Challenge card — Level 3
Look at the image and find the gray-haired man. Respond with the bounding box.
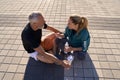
[21,12,70,68]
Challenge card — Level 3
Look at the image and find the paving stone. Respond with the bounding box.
[100,39,108,43]
[108,62,120,69]
[0,50,9,56]
[94,43,103,48]
[7,64,18,72]
[96,69,104,78]
[94,38,101,43]
[89,55,99,61]
[102,69,114,78]
[3,56,13,63]
[13,73,24,80]
[0,44,5,49]
[20,58,28,64]
[112,70,120,79]
[0,64,9,72]
[111,49,120,55]
[106,55,116,62]
[3,73,14,80]
[14,40,22,45]
[109,44,118,49]
[0,72,4,80]
[15,51,24,57]
[115,39,120,44]
[88,48,97,54]
[16,65,26,73]
[22,52,29,57]
[98,55,107,61]
[104,49,113,55]
[7,50,16,57]
[1,39,9,44]
[107,39,115,43]
[104,78,116,80]
[10,45,19,50]
[95,48,104,54]
[0,56,5,63]
[18,45,24,50]
[102,43,111,49]
[10,35,17,39]
[92,61,101,68]
[99,62,110,69]
[11,57,21,64]
[115,56,120,61]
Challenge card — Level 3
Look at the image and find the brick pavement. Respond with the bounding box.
[0,0,120,80]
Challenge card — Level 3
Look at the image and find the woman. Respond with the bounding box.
[54,15,90,61]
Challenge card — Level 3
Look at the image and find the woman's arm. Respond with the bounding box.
[71,47,82,52]
[64,46,82,52]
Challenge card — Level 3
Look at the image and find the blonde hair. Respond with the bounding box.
[70,15,88,34]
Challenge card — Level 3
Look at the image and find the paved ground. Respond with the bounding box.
[0,0,120,80]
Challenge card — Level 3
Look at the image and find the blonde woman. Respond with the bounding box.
[54,15,90,61]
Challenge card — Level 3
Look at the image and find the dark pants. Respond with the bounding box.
[55,38,86,60]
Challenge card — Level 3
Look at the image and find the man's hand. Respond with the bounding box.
[61,60,71,68]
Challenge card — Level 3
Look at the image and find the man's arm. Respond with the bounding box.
[46,26,62,33]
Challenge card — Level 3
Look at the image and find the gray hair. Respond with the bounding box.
[28,12,42,22]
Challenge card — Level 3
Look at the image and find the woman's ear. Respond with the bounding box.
[75,24,79,29]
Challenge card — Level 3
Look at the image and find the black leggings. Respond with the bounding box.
[55,38,87,60]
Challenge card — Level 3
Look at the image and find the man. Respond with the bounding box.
[21,12,70,68]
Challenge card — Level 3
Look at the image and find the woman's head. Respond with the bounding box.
[68,15,88,33]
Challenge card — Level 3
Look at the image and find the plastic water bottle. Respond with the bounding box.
[67,55,74,65]
[64,42,69,53]
[64,37,69,54]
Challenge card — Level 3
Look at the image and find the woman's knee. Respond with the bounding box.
[74,51,86,60]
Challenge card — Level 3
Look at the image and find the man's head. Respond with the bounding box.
[28,12,45,31]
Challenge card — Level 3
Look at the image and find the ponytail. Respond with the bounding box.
[77,17,88,34]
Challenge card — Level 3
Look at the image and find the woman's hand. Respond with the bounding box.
[65,47,82,52]
[64,46,73,53]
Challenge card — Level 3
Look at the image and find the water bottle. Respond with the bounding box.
[67,54,74,65]
[64,37,69,54]
[64,42,69,54]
